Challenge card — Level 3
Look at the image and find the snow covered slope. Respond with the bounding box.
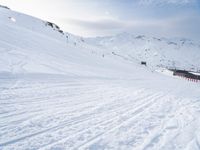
[0,6,144,78]
[86,33,200,71]
[1,6,200,150]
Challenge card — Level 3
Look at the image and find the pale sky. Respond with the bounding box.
[0,0,200,39]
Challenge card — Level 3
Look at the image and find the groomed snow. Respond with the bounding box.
[1,74,200,150]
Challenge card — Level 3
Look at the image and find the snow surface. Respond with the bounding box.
[1,7,200,150]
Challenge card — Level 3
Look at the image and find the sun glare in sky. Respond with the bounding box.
[0,0,200,39]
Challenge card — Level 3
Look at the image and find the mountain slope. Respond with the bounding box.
[0,6,144,78]
[86,33,200,71]
[1,6,200,150]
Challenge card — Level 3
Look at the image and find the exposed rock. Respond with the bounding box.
[0,5,10,10]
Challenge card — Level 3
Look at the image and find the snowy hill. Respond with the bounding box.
[0,6,152,79]
[86,33,200,72]
[1,6,200,150]
[1,5,200,76]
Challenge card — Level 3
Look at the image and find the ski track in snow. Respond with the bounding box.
[0,76,200,150]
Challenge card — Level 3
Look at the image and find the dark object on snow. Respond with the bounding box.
[0,5,10,9]
[135,35,145,39]
[141,61,147,66]
[58,29,64,34]
[171,69,200,80]
[45,21,59,29]
[45,21,64,34]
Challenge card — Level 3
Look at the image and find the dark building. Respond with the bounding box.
[141,61,147,66]
[171,69,200,80]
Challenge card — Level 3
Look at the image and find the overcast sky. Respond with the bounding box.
[0,0,200,39]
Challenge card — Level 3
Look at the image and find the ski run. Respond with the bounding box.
[0,5,200,150]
